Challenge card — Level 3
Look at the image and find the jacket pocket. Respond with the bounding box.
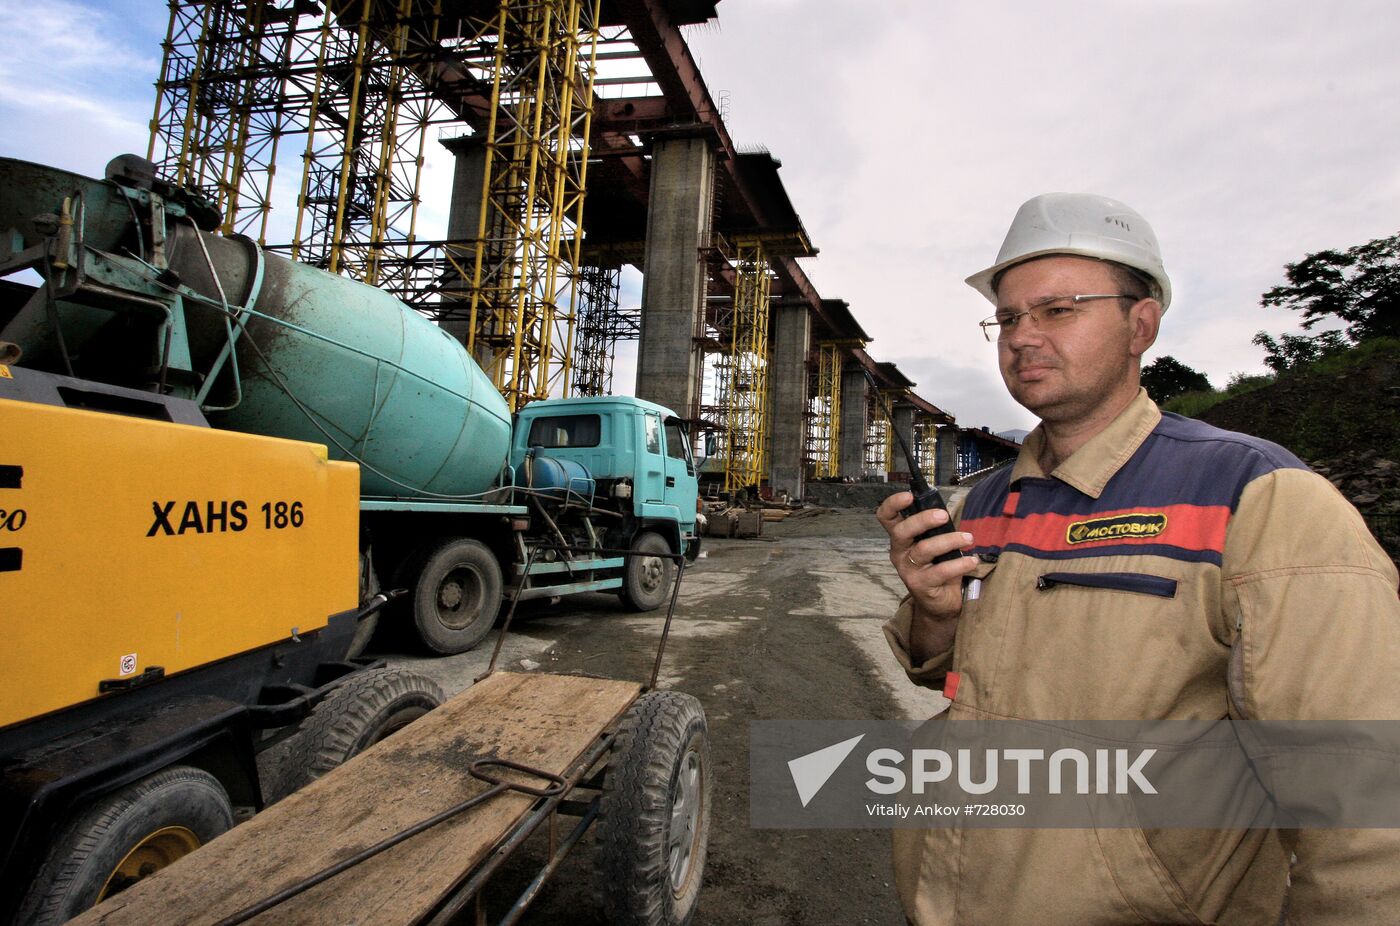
[1093,824,1206,924]
[1037,571,1178,598]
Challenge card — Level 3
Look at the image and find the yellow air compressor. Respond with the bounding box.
[0,367,443,925]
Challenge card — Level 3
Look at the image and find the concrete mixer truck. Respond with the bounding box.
[0,155,700,923]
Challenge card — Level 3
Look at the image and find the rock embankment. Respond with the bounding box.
[1310,449,1400,562]
[1313,449,1399,512]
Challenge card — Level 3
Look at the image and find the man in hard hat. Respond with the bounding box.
[877,194,1400,924]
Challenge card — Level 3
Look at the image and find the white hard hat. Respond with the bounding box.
[965,193,1172,312]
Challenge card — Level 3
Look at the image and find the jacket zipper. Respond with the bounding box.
[1036,571,1178,598]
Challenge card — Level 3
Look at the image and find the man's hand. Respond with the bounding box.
[877,491,979,663]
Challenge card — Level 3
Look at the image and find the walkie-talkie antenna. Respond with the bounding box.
[861,367,963,563]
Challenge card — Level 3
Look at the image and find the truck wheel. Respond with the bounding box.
[597,691,710,926]
[15,766,234,925]
[413,538,503,653]
[277,667,444,795]
[620,531,675,612]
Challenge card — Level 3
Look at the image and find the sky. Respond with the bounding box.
[3,0,1398,432]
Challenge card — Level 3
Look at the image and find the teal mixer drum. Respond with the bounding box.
[201,244,513,500]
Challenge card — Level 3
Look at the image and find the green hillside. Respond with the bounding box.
[1168,338,1400,559]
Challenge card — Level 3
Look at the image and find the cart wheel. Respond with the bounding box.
[413,538,503,653]
[278,667,444,794]
[597,691,710,926]
[619,531,675,612]
[15,766,234,925]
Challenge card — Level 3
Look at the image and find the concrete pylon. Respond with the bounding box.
[839,362,869,479]
[936,426,960,486]
[440,136,493,370]
[768,302,810,499]
[636,137,716,420]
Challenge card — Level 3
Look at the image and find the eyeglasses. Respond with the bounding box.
[978,294,1141,342]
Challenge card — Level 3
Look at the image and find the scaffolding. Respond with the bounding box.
[149,0,450,271]
[289,0,446,288]
[572,264,639,396]
[147,0,305,243]
[914,419,938,485]
[711,239,772,492]
[807,341,842,478]
[148,0,603,411]
[434,0,601,409]
[865,392,889,477]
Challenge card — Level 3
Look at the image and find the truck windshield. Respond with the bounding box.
[527,414,601,448]
[664,419,691,463]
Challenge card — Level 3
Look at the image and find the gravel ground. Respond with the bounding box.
[369,504,951,925]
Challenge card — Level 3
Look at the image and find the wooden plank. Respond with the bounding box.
[74,672,641,926]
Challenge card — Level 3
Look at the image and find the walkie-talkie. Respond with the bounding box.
[864,370,964,564]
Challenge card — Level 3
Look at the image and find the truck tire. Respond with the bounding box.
[620,531,675,612]
[15,766,234,925]
[413,538,504,653]
[275,667,444,795]
[596,691,710,926]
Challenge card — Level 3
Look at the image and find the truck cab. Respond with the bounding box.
[511,396,699,555]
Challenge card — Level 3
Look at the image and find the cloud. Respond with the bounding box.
[6,1,1395,432]
[0,0,159,172]
[0,0,158,90]
[687,0,1400,428]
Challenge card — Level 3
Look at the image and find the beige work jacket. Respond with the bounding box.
[885,390,1400,925]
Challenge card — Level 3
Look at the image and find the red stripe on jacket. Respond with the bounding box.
[960,503,1230,555]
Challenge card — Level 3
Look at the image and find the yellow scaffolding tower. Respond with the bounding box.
[914,419,939,485]
[437,0,601,410]
[808,342,843,478]
[716,238,772,492]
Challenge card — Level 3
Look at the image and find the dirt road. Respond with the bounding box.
[385,505,949,925]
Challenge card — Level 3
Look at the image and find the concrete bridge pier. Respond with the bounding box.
[635,135,716,421]
[839,360,870,479]
[440,137,494,370]
[768,302,810,499]
[935,426,960,487]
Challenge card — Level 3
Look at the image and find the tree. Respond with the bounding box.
[1261,232,1400,341]
[1141,355,1211,404]
[1252,329,1348,374]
